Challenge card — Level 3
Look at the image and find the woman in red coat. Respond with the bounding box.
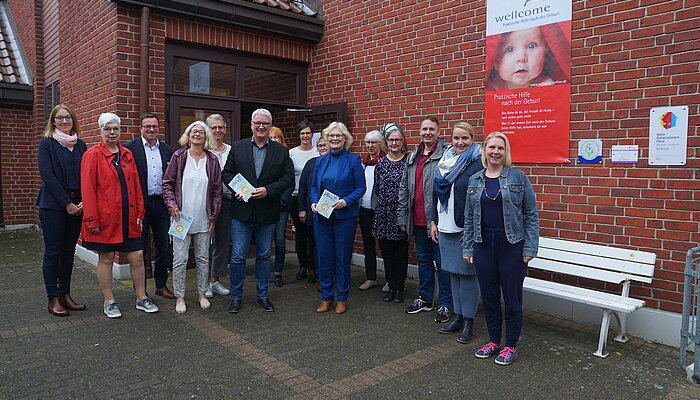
[81,112,159,318]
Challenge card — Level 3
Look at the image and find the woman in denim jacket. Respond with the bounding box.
[463,131,539,366]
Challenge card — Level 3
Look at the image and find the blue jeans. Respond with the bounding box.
[273,211,289,275]
[39,207,82,299]
[229,218,275,300]
[142,195,171,289]
[414,225,452,307]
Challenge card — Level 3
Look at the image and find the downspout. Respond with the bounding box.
[139,6,150,114]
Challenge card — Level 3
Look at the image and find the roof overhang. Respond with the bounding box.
[0,82,32,107]
[111,0,324,43]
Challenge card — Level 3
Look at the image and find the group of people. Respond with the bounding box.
[347,116,540,365]
[37,105,538,365]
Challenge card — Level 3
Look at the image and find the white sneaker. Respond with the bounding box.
[359,280,377,290]
[210,281,230,296]
[199,298,211,310]
[205,286,213,298]
[103,300,122,318]
[175,301,186,314]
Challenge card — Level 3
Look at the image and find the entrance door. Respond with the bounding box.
[167,96,241,148]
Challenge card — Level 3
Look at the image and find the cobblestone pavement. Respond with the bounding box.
[1,228,699,399]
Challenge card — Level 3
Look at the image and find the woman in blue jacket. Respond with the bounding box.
[37,104,88,316]
[463,131,539,366]
[310,122,366,314]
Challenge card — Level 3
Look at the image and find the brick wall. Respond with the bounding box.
[4,0,42,225]
[308,0,700,313]
[0,105,36,224]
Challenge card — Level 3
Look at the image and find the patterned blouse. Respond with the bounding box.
[372,154,408,241]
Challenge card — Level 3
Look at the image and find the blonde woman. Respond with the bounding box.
[38,104,87,316]
[162,121,222,313]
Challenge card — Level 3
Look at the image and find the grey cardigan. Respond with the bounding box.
[396,138,447,238]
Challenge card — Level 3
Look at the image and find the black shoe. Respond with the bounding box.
[393,290,405,303]
[405,296,433,314]
[228,299,241,313]
[295,267,307,280]
[457,318,474,343]
[439,314,464,334]
[434,306,451,323]
[275,275,284,287]
[257,298,275,312]
[382,290,395,302]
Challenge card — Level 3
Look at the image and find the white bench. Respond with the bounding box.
[524,237,656,358]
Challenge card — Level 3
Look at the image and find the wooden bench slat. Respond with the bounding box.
[539,237,657,265]
[534,248,654,282]
[524,278,645,313]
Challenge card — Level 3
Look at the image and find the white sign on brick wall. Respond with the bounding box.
[648,106,689,166]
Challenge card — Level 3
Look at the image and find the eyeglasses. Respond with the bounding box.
[191,129,206,135]
[210,126,225,131]
[141,125,158,130]
[299,131,312,136]
[102,127,120,133]
[55,116,72,122]
[365,141,380,145]
[316,143,327,148]
[252,121,271,126]
[328,133,344,139]
[387,138,403,143]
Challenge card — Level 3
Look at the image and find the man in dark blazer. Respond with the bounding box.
[124,113,175,299]
[222,108,294,313]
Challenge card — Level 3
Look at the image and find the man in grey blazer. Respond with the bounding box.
[222,108,294,313]
[124,113,175,299]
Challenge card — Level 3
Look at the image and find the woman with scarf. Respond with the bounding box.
[37,104,88,316]
[358,130,386,290]
[429,122,483,343]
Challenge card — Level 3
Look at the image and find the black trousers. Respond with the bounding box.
[359,207,377,280]
[378,238,408,291]
[290,196,315,272]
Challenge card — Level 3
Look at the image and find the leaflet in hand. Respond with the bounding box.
[317,189,339,219]
[168,212,193,240]
[231,173,254,202]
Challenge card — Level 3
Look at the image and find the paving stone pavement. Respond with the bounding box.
[1,228,699,399]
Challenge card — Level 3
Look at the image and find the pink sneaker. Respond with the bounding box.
[494,347,518,365]
[474,342,501,359]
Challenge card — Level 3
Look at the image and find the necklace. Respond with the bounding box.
[484,188,500,201]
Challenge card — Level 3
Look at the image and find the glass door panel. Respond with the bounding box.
[167,96,241,148]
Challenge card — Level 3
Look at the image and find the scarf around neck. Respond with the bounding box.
[53,128,78,150]
[433,144,481,213]
[362,151,386,166]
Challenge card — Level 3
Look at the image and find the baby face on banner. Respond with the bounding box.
[495,27,554,90]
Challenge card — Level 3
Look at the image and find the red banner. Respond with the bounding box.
[484,4,572,163]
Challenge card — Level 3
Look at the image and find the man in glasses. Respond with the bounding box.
[222,108,294,313]
[124,112,175,299]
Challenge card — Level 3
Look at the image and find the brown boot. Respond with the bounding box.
[58,294,87,311]
[335,301,347,314]
[48,298,69,317]
[316,300,333,313]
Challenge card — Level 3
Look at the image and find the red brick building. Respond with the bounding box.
[1,0,698,345]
